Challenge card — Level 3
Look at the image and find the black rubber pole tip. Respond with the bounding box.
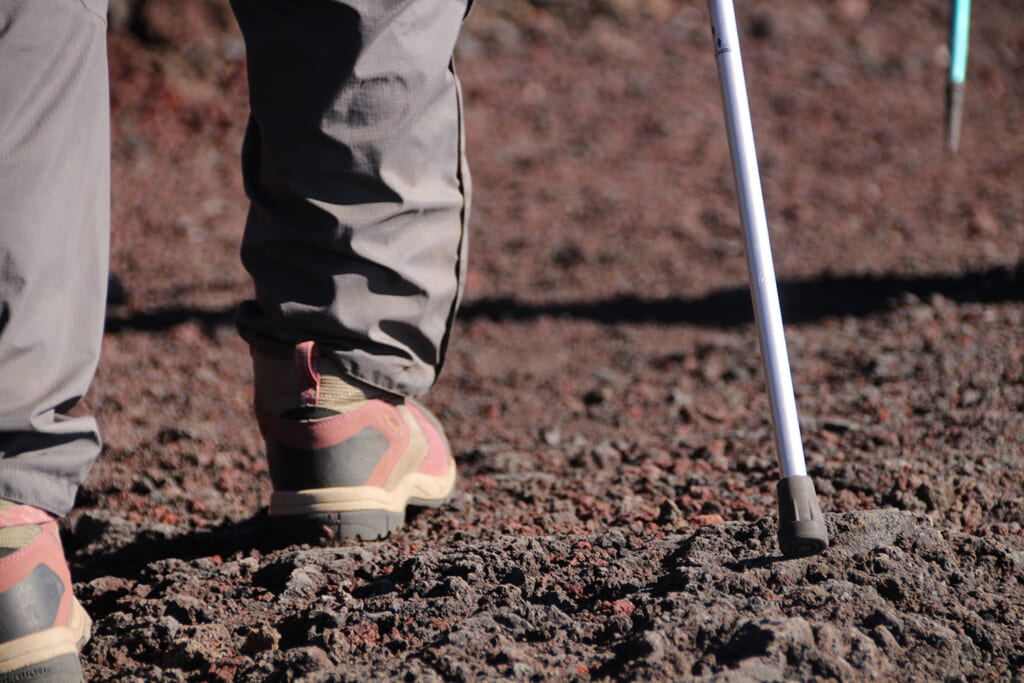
[776,475,828,557]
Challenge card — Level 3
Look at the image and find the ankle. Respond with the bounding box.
[252,342,390,417]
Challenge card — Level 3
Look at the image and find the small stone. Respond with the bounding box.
[284,567,321,597]
[510,662,534,678]
[838,0,869,22]
[657,499,683,526]
[242,623,281,655]
[693,440,729,471]
[959,389,983,407]
[159,615,182,638]
[691,513,725,527]
[815,623,846,658]
[540,426,562,446]
[611,598,635,617]
[592,440,622,468]
[969,205,999,235]
[870,353,904,380]
[606,614,632,636]
[636,631,666,661]
[594,530,627,550]
[871,625,900,653]
[283,646,334,674]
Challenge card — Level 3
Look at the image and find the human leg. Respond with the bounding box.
[0,0,110,516]
[0,0,110,679]
[231,0,472,398]
[230,0,470,539]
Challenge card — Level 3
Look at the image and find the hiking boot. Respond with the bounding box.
[253,341,456,541]
[0,502,90,683]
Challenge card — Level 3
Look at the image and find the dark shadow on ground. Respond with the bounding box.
[104,306,238,336]
[459,265,1024,326]
[66,506,441,582]
[102,265,1024,334]
[65,513,279,582]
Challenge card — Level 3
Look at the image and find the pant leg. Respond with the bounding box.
[0,0,110,515]
[231,0,471,398]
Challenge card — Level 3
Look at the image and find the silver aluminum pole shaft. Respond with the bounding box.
[707,0,804,478]
[707,0,827,555]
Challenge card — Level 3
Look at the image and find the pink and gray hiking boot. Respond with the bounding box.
[0,502,90,683]
[253,342,456,541]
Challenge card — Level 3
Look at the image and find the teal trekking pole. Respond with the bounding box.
[946,0,971,154]
[706,0,828,557]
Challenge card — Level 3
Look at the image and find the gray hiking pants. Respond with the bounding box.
[0,0,470,515]
[0,0,110,515]
[232,0,472,399]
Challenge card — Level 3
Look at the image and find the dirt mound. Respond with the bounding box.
[77,510,1023,680]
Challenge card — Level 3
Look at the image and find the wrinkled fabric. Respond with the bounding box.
[0,0,110,515]
[232,0,472,398]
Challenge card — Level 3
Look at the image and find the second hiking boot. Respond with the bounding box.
[254,341,456,541]
[0,502,91,683]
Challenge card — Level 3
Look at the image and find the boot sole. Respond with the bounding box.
[269,457,456,542]
[0,598,90,683]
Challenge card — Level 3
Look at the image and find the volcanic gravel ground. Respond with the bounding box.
[71,1,1024,680]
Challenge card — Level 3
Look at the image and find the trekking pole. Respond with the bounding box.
[706,0,828,557]
[945,0,971,154]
